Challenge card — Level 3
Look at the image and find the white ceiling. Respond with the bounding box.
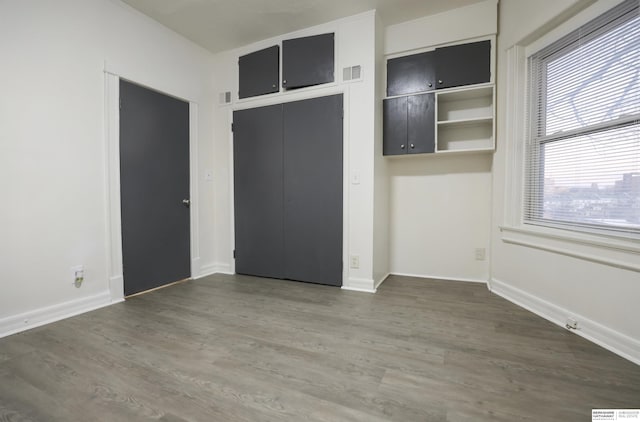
[121,0,484,53]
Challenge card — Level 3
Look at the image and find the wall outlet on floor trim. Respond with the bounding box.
[475,248,486,261]
[566,317,578,330]
[349,255,360,269]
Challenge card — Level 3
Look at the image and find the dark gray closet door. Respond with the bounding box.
[283,94,343,286]
[233,104,285,279]
[119,80,190,296]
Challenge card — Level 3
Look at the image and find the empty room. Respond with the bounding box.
[1,0,639,420]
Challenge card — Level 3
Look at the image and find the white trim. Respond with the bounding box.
[374,273,391,290]
[489,278,640,366]
[342,277,376,293]
[390,272,488,284]
[0,291,118,339]
[103,65,200,300]
[109,275,124,301]
[500,225,640,254]
[500,226,640,272]
[524,0,628,57]
[196,262,234,279]
[502,44,528,227]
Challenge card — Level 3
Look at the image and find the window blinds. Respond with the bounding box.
[525,0,640,236]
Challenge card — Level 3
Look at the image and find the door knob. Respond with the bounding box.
[410,144,415,149]
[400,144,405,149]
[182,199,190,207]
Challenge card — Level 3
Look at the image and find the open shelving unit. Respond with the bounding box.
[435,85,495,153]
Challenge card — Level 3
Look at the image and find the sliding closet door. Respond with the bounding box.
[233,104,284,279]
[283,94,343,286]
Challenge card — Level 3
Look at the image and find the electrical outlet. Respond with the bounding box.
[475,248,486,261]
[566,317,578,330]
[71,265,84,288]
[349,255,360,269]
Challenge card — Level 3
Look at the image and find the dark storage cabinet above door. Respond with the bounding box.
[239,45,280,99]
[282,33,334,90]
[435,40,491,89]
[383,93,435,156]
[387,51,435,97]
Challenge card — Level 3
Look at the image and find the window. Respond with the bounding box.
[525,0,640,237]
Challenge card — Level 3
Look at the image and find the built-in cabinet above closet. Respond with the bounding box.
[383,38,495,156]
[238,45,280,99]
[237,33,335,99]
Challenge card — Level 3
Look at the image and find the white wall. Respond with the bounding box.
[491,0,640,364]
[209,11,383,292]
[383,0,497,282]
[0,0,216,335]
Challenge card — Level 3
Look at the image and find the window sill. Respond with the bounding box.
[499,225,640,273]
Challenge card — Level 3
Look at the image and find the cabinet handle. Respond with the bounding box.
[400,144,405,149]
[410,144,415,149]
[428,83,433,88]
[283,80,287,85]
[272,84,276,88]
[438,80,443,84]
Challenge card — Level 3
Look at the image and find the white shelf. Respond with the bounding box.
[435,85,495,153]
[436,119,494,152]
[437,86,493,122]
[437,116,493,126]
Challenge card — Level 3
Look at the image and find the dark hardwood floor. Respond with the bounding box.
[1,274,638,421]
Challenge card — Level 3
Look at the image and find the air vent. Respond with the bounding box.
[342,65,362,82]
[218,91,232,105]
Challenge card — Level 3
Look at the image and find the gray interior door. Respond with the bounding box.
[283,95,343,286]
[233,104,285,279]
[119,80,191,296]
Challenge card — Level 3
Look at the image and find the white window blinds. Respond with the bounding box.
[526,0,640,236]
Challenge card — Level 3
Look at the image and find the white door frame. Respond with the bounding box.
[103,65,200,301]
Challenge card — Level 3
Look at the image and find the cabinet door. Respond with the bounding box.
[282,33,334,89]
[233,104,285,279]
[435,40,491,89]
[408,93,435,154]
[383,96,408,156]
[238,45,279,99]
[283,95,343,286]
[387,51,435,96]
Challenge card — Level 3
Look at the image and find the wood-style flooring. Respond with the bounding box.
[1,274,638,421]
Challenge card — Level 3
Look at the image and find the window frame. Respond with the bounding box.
[524,0,640,238]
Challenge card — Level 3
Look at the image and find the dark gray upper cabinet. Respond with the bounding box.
[386,51,435,97]
[282,33,334,89]
[383,93,434,156]
[238,45,280,99]
[435,40,491,89]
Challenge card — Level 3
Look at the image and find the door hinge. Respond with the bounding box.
[119,98,122,109]
[231,122,234,132]
[233,249,236,259]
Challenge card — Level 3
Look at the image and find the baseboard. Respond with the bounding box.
[109,275,124,301]
[197,262,233,279]
[489,278,640,366]
[390,272,488,284]
[374,273,391,290]
[0,291,118,339]
[342,277,376,293]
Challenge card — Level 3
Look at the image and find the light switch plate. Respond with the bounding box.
[351,170,360,185]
